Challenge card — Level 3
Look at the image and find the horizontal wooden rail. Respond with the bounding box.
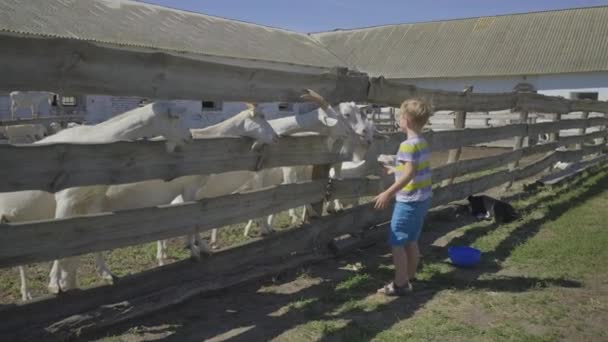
[2,116,604,193]
[0,135,343,193]
[0,180,328,268]
[0,34,368,104]
[376,117,608,155]
[368,77,608,114]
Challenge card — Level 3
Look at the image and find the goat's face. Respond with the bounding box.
[335,102,377,161]
[339,102,375,145]
[151,102,194,148]
[242,109,279,145]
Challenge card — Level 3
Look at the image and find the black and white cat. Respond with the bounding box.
[467,195,518,223]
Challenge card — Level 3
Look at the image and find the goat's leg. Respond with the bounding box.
[194,229,212,255]
[48,260,61,294]
[10,102,17,120]
[243,220,254,237]
[288,208,300,224]
[188,230,211,260]
[19,266,32,301]
[49,257,79,293]
[157,240,169,266]
[259,217,275,236]
[210,228,218,247]
[266,214,275,229]
[94,252,116,283]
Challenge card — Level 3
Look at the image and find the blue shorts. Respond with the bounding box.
[389,199,431,246]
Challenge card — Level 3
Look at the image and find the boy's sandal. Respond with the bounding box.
[377,281,412,296]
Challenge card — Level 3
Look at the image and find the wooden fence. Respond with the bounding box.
[1,33,608,338]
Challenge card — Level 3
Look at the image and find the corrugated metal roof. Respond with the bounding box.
[311,6,608,79]
[0,0,346,70]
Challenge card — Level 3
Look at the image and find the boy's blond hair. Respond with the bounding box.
[399,99,433,129]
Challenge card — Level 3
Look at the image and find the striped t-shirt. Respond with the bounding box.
[395,136,432,202]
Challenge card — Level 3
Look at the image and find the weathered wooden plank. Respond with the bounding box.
[0,135,342,193]
[570,99,608,114]
[559,130,606,147]
[0,34,369,103]
[516,153,557,180]
[582,143,606,156]
[516,93,571,114]
[527,118,608,137]
[442,108,468,186]
[367,77,517,111]
[0,180,328,268]
[428,124,527,151]
[506,111,530,188]
[329,177,384,199]
[587,117,608,127]
[523,142,559,156]
[432,150,522,183]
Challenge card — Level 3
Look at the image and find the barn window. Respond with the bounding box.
[61,96,77,106]
[202,101,222,111]
[278,102,293,112]
[571,92,598,101]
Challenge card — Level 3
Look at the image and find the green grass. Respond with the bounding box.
[270,167,608,341]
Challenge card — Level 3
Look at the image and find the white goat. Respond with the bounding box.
[105,104,278,266]
[234,91,377,240]
[10,91,56,119]
[0,191,56,300]
[35,101,193,294]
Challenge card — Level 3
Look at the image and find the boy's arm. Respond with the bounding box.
[373,161,415,209]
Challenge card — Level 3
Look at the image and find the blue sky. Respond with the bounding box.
[141,0,608,32]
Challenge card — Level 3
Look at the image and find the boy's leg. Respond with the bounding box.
[392,246,410,287]
[405,242,420,280]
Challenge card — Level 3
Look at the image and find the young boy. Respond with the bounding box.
[374,99,433,296]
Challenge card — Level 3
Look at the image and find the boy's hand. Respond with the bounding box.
[383,165,396,175]
[373,191,392,210]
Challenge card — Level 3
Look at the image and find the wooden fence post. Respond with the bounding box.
[441,86,472,186]
[546,113,562,172]
[505,109,529,189]
[305,164,332,219]
[575,111,589,150]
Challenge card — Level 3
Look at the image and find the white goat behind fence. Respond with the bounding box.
[4,101,194,296]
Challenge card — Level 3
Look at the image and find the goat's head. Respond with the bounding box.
[149,101,194,152]
[241,103,279,146]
